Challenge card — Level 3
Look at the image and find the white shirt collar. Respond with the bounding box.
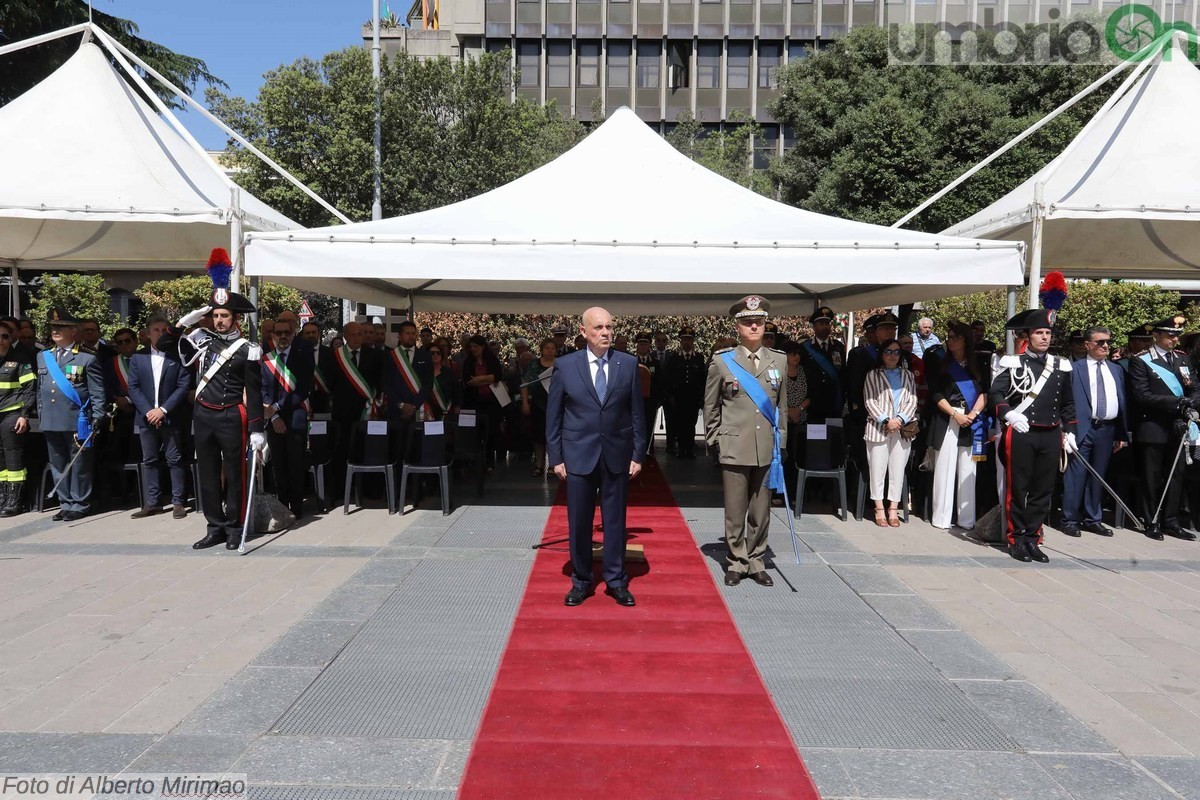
[587,348,609,365]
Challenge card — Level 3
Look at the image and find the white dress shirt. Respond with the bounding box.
[150,348,165,409]
[1087,356,1118,421]
[587,348,609,388]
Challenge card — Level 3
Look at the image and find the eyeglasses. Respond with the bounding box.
[881,348,902,355]
[1091,339,1111,348]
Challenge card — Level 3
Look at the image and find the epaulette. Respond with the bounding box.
[246,343,262,361]
[997,354,1021,369]
[1056,356,1071,372]
[767,347,785,355]
[713,347,734,355]
[79,345,97,356]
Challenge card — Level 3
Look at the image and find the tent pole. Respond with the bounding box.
[248,278,260,342]
[1027,182,1045,311]
[890,33,1171,230]
[0,23,89,58]
[9,263,19,318]
[230,187,244,289]
[1006,286,1017,353]
[96,28,353,225]
[372,0,383,223]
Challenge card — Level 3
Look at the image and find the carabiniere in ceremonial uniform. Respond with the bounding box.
[989,308,1076,564]
[704,295,788,587]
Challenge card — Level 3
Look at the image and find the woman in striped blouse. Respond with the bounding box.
[863,339,919,527]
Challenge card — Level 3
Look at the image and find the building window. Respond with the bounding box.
[696,41,721,89]
[754,125,779,170]
[485,40,509,55]
[608,41,632,89]
[517,41,540,87]
[727,42,751,89]
[758,42,782,87]
[637,40,661,88]
[578,41,601,87]
[547,41,570,88]
[788,41,812,62]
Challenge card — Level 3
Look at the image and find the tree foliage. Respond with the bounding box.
[769,24,1117,230]
[0,0,223,108]
[206,47,587,227]
[665,111,773,195]
[28,273,117,336]
[133,277,301,325]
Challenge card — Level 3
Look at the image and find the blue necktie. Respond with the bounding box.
[594,356,607,403]
[1095,362,1108,419]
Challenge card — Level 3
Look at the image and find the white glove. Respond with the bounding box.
[1063,433,1078,454]
[177,306,212,328]
[249,432,267,452]
[1004,410,1030,434]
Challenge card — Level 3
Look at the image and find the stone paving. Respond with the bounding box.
[0,453,1197,799]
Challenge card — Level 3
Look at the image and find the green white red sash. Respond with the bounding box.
[264,351,296,394]
[391,347,433,416]
[430,375,449,414]
[113,355,130,395]
[333,346,377,418]
[313,364,329,394]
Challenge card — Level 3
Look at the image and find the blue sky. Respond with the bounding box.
[106,0,370,148]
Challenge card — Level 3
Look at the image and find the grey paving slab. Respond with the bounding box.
[0,732,157,772]
[831,564,917,595]
[174,667,320,736]
[122,734,254,773]
[956,680,1114,754]
[815,550,884,566]
[835,749,1075,800]
[900,630,1022,680]
[345,558,422,587]
[387,528,451,548]
[421,547,535,561]
[861,593,960,631]
[1035,754,1180,799]
[249,790,456,800]
[1136,756,1200,800]
[795,748,857,799]
[304,585,397,622]
[233,736,456,787]
[252,620,364,669]
[429,741,471,790]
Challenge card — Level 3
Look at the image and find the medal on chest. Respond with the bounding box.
[730,379,740,397]
[1181,365,1192,386]
[768,368,780,391]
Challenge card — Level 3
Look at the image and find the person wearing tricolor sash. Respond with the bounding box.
[320,321,383,496]
[300,321,332,414]
[382,320,433,426]
[1127,314,1199,542]
[175,249,266,550]
[704,295,788,588]
[261,318,314,520]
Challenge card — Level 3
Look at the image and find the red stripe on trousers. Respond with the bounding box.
[238,404,249,524]
[1004,426,1016,546]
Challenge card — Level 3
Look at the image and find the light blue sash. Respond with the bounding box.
[1141,352,1198,439]
[720,352,784,493]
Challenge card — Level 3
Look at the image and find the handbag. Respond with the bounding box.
[899,419,920,441]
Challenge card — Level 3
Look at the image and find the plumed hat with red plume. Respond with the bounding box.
[1038,271,1068,312]
[204,247,255,314]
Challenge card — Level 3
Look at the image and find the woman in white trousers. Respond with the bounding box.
[863,341,919,527]
[928,323,988,530]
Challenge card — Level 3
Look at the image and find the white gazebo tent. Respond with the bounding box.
[0,24,350,313]
[901,31,1200,309]
[244,107,1025,315]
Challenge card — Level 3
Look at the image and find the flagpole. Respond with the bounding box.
[371,0,383,222]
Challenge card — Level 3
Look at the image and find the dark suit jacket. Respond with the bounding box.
[381,346,434,413]
[320,346,383,423]
[1071,356,1129,444]
[546,349,646,475]
[261,345,315,431]
[1128,350,1196,445]
[126,348,192,429]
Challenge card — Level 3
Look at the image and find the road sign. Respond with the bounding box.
[299,299,314,324]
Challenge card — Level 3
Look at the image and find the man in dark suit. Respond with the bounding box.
[1061,326,1129,537]
[547,307,647,608]
[126,316,192,519]
[381,320,433,424]
[300,321,332,414]
[799,305,845,422]
[321,321,383,497]
[261,318,315,519]
[36,309,107,521]
[663,325,706,457]
[1128,314,1199,541]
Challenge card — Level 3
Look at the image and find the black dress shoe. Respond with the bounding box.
[1165,525,1198,541]
[1026,538,1050,563]
[1081,521,1113,537]
[724,570,743,586]
[749,571,774,587]
[1008,540,1032,562]
[1145,523,1164,541]
[51,510,66,521]
[606,586,636,607]
[564,586,588,606]
[61,510,84,522]
[1059,522,1081,537]
[192,533,226,550]
[225,537,241,550]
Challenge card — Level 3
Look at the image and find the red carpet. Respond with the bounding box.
[456,460,821,800]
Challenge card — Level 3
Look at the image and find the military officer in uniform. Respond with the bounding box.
[551,323,574,357]
[664,325,707,457]
[763,321,779,351]
[705,296,788,587]
[799,306,845,422]
[1128,314,1199,541]
[176,252,266,550]
[634,332,659,452]
[37,309,106,521]
[989,308,1076,563]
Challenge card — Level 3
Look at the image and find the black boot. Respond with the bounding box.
[1025,533,1050,563]
[1009,531,1032,562]
[0,483,13,518]
[5,481,24,516]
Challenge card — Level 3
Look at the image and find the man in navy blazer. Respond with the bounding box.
[261,318,315,519]
[127,316,193,519]
[1061,327,1129,537]
[547,307,647,607]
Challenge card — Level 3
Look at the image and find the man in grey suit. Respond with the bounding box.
[37,309,106,521]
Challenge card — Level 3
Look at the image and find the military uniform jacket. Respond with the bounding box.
[664,349,707,408]
[36,345,106,432]
[179,330,265,433]
[0,354,35,416]
[1127,347,1197,445]
[704,345,788,467]
[988,353,1076,433]
[635,354,661,400]
[799,337,845,420]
